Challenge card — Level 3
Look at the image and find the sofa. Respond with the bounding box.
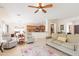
[2,34,17,48]
[46,33,79,56]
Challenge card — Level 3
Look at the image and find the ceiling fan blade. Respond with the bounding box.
[34,9,39,13]
[42,9,47,13]
[42,4,53,8]
[28,5,38,8]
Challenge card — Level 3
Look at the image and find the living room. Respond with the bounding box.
[0,3,79,56]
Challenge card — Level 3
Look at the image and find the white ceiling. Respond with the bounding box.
[0,3,79,24]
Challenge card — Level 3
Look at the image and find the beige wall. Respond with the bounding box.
[48,17,79,34]
[0,7,46,34]
[1,3,79,34]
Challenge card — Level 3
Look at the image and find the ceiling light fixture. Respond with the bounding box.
[28,3,53,13]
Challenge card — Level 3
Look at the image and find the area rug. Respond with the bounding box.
[21,45,58,56]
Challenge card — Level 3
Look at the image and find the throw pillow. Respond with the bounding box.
[57,37,67,42]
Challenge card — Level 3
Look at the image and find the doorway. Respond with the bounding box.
[50,24,54,34]
[74,25,79,34]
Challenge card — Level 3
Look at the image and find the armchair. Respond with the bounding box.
[2,34,17,48]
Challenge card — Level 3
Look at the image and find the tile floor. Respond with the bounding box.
[0,38,68,56]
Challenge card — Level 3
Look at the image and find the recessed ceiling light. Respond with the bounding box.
[17,14,21,16]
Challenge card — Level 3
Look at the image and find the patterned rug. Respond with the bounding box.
[21,44,58,56]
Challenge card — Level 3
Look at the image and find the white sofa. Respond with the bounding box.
[2,34,17,48]
[46,33,79,56]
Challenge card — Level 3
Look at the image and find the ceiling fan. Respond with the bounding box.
[28,3,53,13]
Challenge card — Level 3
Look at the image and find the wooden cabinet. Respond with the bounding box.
[27,25,45,32]
[39,25,45,32]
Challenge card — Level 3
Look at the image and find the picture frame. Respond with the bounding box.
[60,25,64,31]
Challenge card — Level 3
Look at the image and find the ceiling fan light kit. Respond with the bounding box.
[28,3,53,13]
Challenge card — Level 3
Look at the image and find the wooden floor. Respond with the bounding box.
[0,38,67,56]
